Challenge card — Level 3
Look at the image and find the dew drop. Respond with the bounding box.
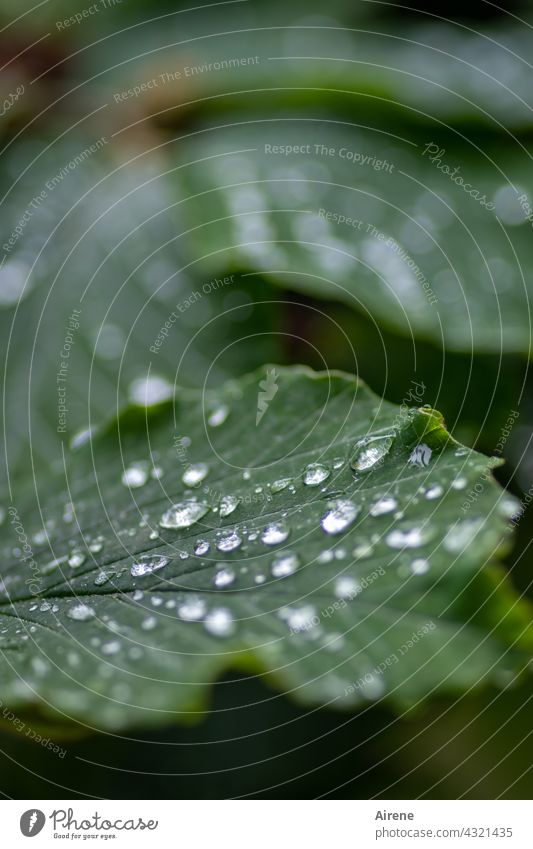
[178,596,206,621]
[213,566,236,588]
[443,518,483,553]
[451,476,467,490]
[130,554,169,577]
[350,434,394,472]
[386,525,433,549]
[216,531,242,552]
[425,484,443,500]
[208,403,230,427]
[303,462,330,486]
[370,496,398,516]
[141,616,157,631]
[334,576,360,599]
[101,640,121,655]
[122,464,149,489]
[159,500,210,529]
[194,539,210,556]
[261,521,290,546]
[182,463,209,487]
[321,499,359,535]
[271,477,292,493]
[204,607,235,637]
[410,558,430,575]
[68,551,86,568]
[67,603,95,622]
[271,551,300,578]
[219,494,241,518]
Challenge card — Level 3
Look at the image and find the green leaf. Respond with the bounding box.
[0,366,529,731]
[176,122,533,354]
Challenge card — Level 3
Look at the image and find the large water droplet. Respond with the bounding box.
[321,499,359,534]
[216,531,242,552]
[182,463,209,487]
[303,463,330,486]
[130,554,170,577]
[219,494,241,518]
[350,434,394,472]
[160,500,210,529]
[271,551,300,577]
[261,521,290,545]
[67,603,95,622]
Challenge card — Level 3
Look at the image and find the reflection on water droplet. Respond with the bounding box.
[67,603,95,622]
[182,463,209,487]
[370,496,397,516]
[219,494,240,518]
[303,463,330,486]
[216,531,242,552]
[261,521,290,546]
[204,607,235,636]
[130,554,169,577]
[160,500,210,529]
[321,499,359,534]
[351,435,394,472]
[271,551,300,577]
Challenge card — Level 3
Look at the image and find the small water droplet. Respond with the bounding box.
[178,596,206,621]
[122,464,148,488]
[89,536,104,553]
[216,531,242,552]
[334,576,360,599]
[386,525,432,548]
[204,607,235,637]
[67,603,95,622]
[68,551,86,568]
[370,496,398,516]
[160,500,210,529]
[410,558,430,574]
[443,518,483,553]
[271,551,300,577]
[271,477,292,493]
[208,403,230,427]
[303,463,330,486]
[130,554,169,577]
[182,463,209,487]
[425,484,443,500]
[101,640,121,655]
[213,566,236,588]
[321,499,359,534]
[451,476,467,490]
[350,434,394,472]
[141,616,157,630]
[219,494,241,518]
[261,521,290,546]
[194,539,210,556]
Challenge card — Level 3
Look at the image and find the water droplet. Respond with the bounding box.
[89,536,104,553]
[409,443,432,468]
[122,464,148,488]
[182,463,209,487]
[159,500,210,529]
[208,404,230,427]
[370,496,398,516]
[332,457,345,470]
[130,554,169,577]
[178,596,206,621]
[216,531,242,552]
[350,434,394,472]
[303,463,330,486]
[410,558,430,575]
[39,601,52,612]
[261,521,290,546]
[194,539,210,556]
[141,616,157,630]
[451,476,467,490]
[219,494,240,518]
[271,477,292,493]
[271,551,300,577]
[321,499,359,534]
[68,551,86,568]
[67,603,95,622]
[285,605,317,633]
[101,640,121,655]
[425,484,443,500]
[443,518,483,553]
[129,375,173,406]
[94,569,114,586]
[204,607,235,637]
[334,576,360,599]
[213,566,236,588]
[498,496,521,519]
[386,525,432,548]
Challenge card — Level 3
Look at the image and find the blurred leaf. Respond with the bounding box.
[0,366,529,732]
